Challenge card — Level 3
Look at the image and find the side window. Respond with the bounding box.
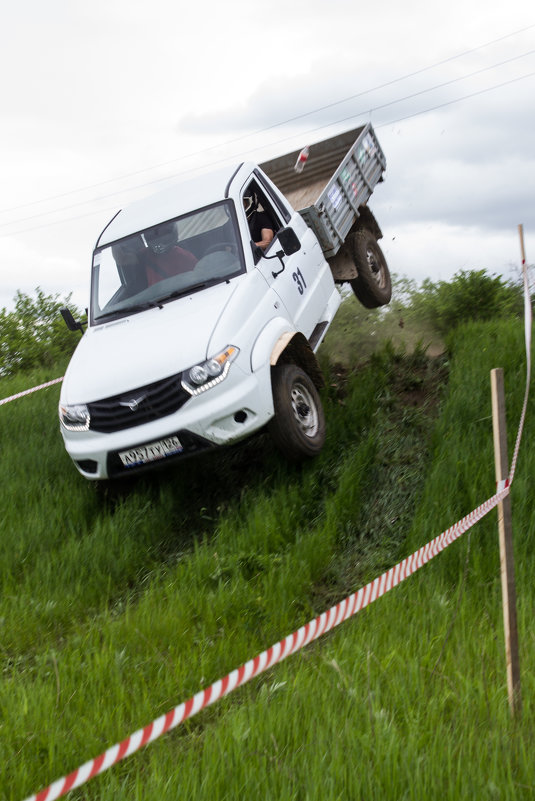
[254,170,292,224]
[243,180,283,260]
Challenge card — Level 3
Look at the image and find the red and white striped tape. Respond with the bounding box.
[22,483,511,801]
[20,236,532,801]
[0,377,63,407]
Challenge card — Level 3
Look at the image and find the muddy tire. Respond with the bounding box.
[349,228,392,308]
[268,364,325,461]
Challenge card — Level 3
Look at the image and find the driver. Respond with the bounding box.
[244,191,274,250]
[143,221,197,286]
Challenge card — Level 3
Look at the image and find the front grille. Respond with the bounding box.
[88,372,190,433]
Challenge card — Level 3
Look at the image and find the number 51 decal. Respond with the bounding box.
[292,268,307,295]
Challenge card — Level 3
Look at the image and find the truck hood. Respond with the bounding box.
[62,280,241,403]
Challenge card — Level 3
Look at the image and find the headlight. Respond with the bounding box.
[182,345,239,396]
[59,403,90,431]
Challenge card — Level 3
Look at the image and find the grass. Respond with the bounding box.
[1,310,534,800]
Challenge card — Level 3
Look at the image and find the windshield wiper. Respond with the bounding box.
[125,300,164,312]
[95,300,163,321]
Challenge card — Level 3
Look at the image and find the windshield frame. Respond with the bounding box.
[90,200,245,326]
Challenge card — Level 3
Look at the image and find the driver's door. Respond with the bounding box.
[242,179,331,339]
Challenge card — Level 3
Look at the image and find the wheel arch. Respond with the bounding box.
[329,205,384,282]
[351,205,383,240]
[271,331,324,390]
[250,319,324,390]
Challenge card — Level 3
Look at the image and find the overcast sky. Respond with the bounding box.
[0,0,533,312]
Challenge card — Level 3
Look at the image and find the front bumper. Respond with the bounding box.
[61,363,274,480]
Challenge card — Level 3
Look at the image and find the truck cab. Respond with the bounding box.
[59,162,341,479]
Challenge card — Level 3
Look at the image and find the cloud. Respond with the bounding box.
[1,0,534,315]
[374,88,535,236]
[176,24,535,140]
[0,235,88,312]
[381,221,524,285]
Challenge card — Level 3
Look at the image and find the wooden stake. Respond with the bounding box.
[491,368,521,717]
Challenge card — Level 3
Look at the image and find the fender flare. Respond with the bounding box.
[250,317,295,374]
[250,319,324,390]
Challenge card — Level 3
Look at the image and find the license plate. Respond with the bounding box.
[119,435,183,468]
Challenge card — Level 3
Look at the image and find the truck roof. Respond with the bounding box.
[95,124,382,249]
[96,162,249,247]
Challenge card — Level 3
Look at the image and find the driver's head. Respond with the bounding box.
[145,221,178,255]
[243,191,258,219]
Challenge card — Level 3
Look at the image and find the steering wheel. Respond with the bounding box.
[204,241,238,257]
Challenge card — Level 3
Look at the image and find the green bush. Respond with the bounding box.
[407,269,523,335]
[0,288,83,377]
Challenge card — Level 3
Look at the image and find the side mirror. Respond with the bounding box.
[277,227,301,256]
[251,227,302,277]
[60,307,85,334]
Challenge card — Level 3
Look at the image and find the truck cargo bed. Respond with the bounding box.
[260,124,386,259]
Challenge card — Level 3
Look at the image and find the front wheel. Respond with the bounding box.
[349,228,392,308]
[268,364,326,461]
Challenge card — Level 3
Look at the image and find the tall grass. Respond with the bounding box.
[1,316,534,800]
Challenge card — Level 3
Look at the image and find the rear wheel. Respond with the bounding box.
[268,364,325,461]
[349,228,392,308]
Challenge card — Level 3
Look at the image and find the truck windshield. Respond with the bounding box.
[91,202,244,324]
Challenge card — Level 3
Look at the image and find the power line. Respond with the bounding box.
[0,22,534,220]
[379,69,535,127]
[231,24,535,138]
[0,50,535,228]
[3,67,534,240]
[1,46,534,234]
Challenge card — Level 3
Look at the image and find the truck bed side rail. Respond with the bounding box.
[260,124,386,259]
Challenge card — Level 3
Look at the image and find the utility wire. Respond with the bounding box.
[0,22,534,219]
[379,69,535,127]
[3,66,534,240]
[1,46,534,233]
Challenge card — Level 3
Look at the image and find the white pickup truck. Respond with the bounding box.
[59,124,390,480]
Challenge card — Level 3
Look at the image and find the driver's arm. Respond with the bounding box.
[256,227,274,250]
